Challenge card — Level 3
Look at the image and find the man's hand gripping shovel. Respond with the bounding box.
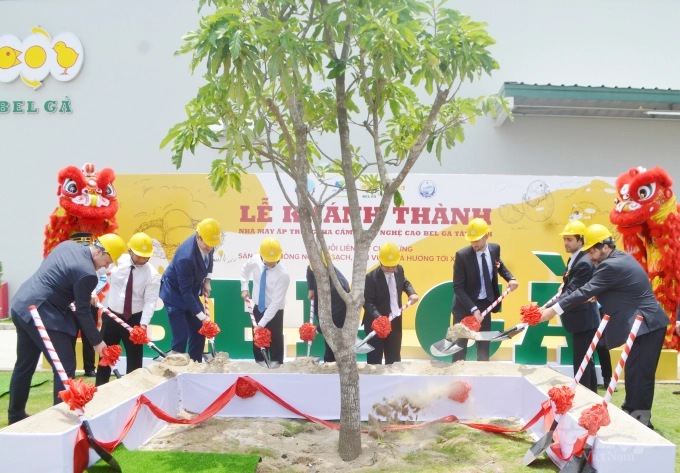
[355,300,413,355]
[245,297,280,369]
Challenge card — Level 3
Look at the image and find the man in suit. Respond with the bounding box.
[363,242,419,365]
[96,233,160,386]
[241,237,290,364]
[545,220,601,392]
[159,218,221,362]
[306,252,350,363]
[452,218,518,362]
[540,224,669,428]
[8,235,124,425]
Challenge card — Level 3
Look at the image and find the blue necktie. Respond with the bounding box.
[204,254,209,268]
[258,267,268,310]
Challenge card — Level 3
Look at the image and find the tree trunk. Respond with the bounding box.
[335,327,362,461]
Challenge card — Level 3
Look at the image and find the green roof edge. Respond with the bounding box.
[500,83,680,103]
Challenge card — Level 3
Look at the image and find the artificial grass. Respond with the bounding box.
[86,445,260,473]
[0,372,52,397]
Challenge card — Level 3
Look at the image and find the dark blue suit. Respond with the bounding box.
[159,235,214,362]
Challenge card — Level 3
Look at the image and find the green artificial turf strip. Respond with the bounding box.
[0,372,53,397]
[86,445,260,473]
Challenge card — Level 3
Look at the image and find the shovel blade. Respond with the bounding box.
[82,420,122,472]
[430,338,463,357]
[523,428,556,465]
[560,453,587,473]
[355,336,375,354]
[474,331,505,341]
[496,324,528,341]
[202,353,214,362]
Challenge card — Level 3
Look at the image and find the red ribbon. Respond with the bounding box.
[520,304,542,326]
[58,378,97,411]
[129,326,150,345]
[71,380,556,473]
[254,328,272,348]
[198,320,220,339]
[460,316,481,332]
[548,385,575,415]
[99,345,122,367]
[298,323,317,343]
[372,316,392,338]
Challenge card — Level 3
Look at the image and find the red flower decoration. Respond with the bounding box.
[448,380,472,403]
[372,316,392,338]
[578,403,611,436]
[198,320,221,339]
[495,261,501,269]
[548,385,575,415]
[520,304,542,326]
[98,344,122,367]
[461,316,481,332]
[58,378,97,411]
[254,327,272,348]
[299,323,317,343]
[235,378,257,399]
[129,326,151,345]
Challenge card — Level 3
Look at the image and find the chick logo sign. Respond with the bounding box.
[0,27,83,89]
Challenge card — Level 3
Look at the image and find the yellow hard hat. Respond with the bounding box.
[559,220,587,236]
[582,224,613,251]
[196,218,222,247]
[465,218,490,242]
[96,234,126,266]
[260,237,282,263]
[128,232,153,258]
[378,242,401,267]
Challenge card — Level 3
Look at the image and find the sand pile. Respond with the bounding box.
[446,323,485,341]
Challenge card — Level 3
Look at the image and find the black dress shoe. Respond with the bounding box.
[83,370,96,377]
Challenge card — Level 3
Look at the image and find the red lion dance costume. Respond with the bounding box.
[609,166,680,350]
[43,163,119,257]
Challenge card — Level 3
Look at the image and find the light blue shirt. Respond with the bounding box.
[476,246,492,300]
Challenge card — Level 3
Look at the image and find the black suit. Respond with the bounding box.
[362,265,416,365]
[548,251,600,392]
[307,265,350,362]
[8,241,102,424]
[557,249,669,427]
[451,243,515,362]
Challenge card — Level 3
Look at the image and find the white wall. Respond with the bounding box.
[1,0,680,299]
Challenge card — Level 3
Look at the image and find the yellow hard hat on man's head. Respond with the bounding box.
[96,234,126,266]
[559,220,587,236]
[128,232,153,258]
[260,237,282,263]
[196,218,222,247]
[378,242,401,267]
[465,218,490,242]
[582,224,613,251]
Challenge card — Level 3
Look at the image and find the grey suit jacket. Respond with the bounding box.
[558,249,669,348]
[452,243,514,321]
[11,241,102,345]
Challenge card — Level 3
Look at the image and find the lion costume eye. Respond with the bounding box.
[105,183,116,198]
[637,183,656,201]
[62,179,78,195]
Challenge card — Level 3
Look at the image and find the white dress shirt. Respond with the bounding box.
[240,256,290,327]
[199,247,213,280]
[385,272,401,317]
[108,254,161,326]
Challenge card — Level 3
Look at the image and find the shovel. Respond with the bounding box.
[201,294,217,362]
[430,288,511,357]
[558,315,642,473]
[31,306,121,472]
[490,322,528,342]
[355,301,413,355]
[93,304,168,359]
[245,298,280,369]
[523,315,610,466]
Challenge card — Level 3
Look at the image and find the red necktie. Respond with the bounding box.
[123,266,135,320]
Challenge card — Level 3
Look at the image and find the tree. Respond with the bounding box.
[163,0,505,461]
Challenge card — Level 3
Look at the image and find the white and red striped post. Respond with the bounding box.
[203,294,216,357]
[244,297,259,329]
[307,299,315,357]
[480,288,512,321]
[93,303,166,358]
[580,315,644,462]
[356,300,413,349]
